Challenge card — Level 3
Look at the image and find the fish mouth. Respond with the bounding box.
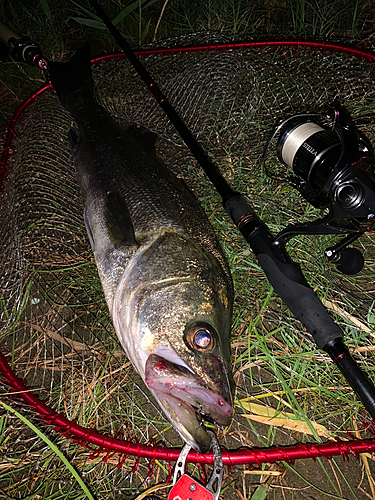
[145,353,232,453]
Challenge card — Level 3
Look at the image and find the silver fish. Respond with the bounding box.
[49,45,234,452]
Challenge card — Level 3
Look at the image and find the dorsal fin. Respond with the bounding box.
[104,191,135,247]
[126,124,157,151]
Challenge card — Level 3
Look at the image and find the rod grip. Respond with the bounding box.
[224,194,343,348]
[225,195,375,418]
[255,254,343,348]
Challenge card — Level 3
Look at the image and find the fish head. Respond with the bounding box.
[112,233,234,453]
[140,279,234,453]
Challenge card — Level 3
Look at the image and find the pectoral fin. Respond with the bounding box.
[84,209,95,251]
[104,191,136,248]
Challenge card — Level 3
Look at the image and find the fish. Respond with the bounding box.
[48,44,234,453]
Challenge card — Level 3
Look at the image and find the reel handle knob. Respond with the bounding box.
[325,247,364,275]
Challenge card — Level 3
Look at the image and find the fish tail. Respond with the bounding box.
[48,43,94,113]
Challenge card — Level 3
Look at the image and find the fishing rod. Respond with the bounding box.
[88,0,375,421]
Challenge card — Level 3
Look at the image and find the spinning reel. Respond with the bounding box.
[264,102,375,275]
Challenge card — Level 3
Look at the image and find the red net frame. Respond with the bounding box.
[1,38,375,466]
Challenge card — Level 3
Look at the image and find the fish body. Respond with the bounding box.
[49,45,234,452]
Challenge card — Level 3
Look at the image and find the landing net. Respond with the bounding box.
[1,34,375,497]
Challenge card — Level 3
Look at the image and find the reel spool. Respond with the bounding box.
[265,102,375,275]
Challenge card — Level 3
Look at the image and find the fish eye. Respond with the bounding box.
[186,322,216,352]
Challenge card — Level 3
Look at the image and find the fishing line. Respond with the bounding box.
[278,122,325,168]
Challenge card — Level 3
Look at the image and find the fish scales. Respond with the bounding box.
[49,45,234,452]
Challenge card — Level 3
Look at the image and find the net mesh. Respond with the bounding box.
[1,34,375,497]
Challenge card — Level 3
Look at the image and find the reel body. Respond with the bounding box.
[268,102,375,274]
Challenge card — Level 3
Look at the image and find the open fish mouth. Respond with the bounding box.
[145,354,232,452]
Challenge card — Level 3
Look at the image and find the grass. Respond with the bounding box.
[0,400,96,500]
[1,1,375,499]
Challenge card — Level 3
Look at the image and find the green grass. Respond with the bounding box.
[0,401,96,500]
